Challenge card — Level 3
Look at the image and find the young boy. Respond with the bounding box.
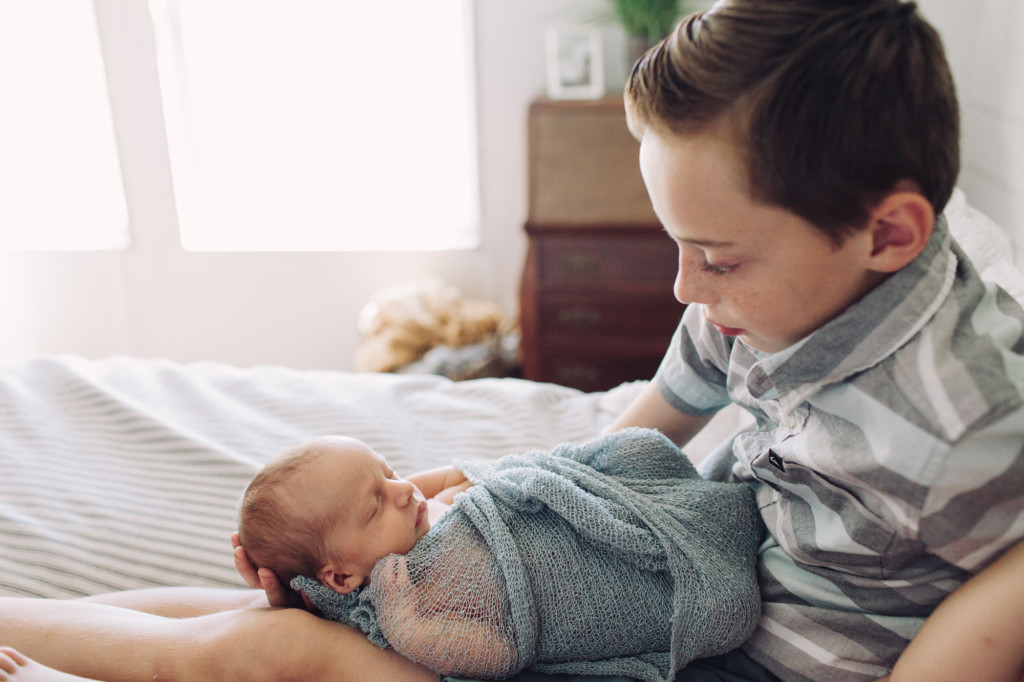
[237,432,762,682]
[1,1,1023,680]
[595,0,1024,680]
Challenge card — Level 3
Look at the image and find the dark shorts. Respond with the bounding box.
[442,648,780,682]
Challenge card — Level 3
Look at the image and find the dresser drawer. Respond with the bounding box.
[538,292,682,338]
[531,346,668,393]
[537,232,677,288]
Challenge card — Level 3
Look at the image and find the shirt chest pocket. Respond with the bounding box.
[747,438,898,579]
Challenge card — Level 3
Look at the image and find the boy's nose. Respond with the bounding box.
[674,254,716,305]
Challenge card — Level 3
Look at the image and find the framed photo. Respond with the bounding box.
[545,26,605,100]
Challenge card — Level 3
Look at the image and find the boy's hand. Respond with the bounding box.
[231,532,313,611]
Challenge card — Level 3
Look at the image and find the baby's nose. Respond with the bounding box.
[392,479,415,505]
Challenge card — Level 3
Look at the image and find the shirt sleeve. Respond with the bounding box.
[654,304,733,416]
[919,404,1024,573]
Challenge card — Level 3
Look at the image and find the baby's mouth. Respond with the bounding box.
[415,500,426,529]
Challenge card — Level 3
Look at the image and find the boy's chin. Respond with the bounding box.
[737,333,795,355]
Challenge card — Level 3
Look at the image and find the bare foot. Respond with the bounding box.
[0,648,92,681]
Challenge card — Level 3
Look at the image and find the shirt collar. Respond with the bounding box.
[742,215,957,414]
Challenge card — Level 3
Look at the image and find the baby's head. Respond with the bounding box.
[626,0,959,242]
[238,436,430,594]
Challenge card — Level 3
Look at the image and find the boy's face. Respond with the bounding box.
[293,437,430,589]
[638,126,884,354]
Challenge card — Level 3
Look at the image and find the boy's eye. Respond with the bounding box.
[702,260,736,276]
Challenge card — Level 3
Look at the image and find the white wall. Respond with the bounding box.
[0,0,628,370]
[916,0,1024,266]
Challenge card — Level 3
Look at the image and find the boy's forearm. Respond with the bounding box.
[0,596,438,682]
[888,539,1024,682]
[603,381,712,446]
[78,585,267,617]
[0,596,200,681]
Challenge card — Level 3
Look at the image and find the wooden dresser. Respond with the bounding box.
[518,97,682,392]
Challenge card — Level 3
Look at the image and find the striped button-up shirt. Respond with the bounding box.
[655,215,1024,681]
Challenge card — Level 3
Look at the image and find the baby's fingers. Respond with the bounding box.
[379,554,413,593]
[233,544,262,589]
[435,480,474,505]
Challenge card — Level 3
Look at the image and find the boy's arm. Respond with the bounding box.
[603,381,713,446]
[883,539,1024,682]
[0,593,438,682]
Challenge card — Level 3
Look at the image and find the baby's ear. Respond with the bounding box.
[866,190,935,273]
[318,564,365,595]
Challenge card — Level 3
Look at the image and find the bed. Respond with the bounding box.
[0,189,1020,603]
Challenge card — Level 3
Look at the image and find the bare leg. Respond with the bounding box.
[0,647,91,682]
[0,597,437,682]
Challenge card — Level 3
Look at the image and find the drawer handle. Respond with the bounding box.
[557,307,602,327]
[559,252,601,274]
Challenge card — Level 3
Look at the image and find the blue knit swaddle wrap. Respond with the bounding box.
[291,427,762,681]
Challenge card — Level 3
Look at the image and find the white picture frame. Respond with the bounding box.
[545,26,605,100]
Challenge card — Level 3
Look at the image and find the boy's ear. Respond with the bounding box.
[865,191,935,273]
[318,564,365,595]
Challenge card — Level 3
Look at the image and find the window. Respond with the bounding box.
[0,3,129,251]
[149,0,480,252]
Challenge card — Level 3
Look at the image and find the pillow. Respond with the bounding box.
[946,187,1024,304]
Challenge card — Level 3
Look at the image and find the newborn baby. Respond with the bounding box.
[237,428,763,681]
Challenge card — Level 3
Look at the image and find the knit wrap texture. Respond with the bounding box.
[291,427,762,681]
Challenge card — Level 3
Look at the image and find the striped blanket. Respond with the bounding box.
[0,355,645,599]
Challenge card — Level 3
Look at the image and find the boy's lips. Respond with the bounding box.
[712,322,744,337]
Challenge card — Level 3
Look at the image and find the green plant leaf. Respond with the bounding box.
[605,0,687,43]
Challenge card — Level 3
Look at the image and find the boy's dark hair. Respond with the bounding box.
[626,0,959,242]
[237,445,334,586]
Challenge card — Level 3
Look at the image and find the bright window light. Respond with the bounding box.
[150,0,480,252]
[0,3,129,251]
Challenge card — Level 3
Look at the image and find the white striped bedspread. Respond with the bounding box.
[0,354,642,599]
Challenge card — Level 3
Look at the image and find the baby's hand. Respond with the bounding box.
[427,498,450,525]
[434,479,474,505]
[406,465,468,501]
[376,555,417,620]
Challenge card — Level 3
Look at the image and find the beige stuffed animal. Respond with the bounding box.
[355,278,508,374]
